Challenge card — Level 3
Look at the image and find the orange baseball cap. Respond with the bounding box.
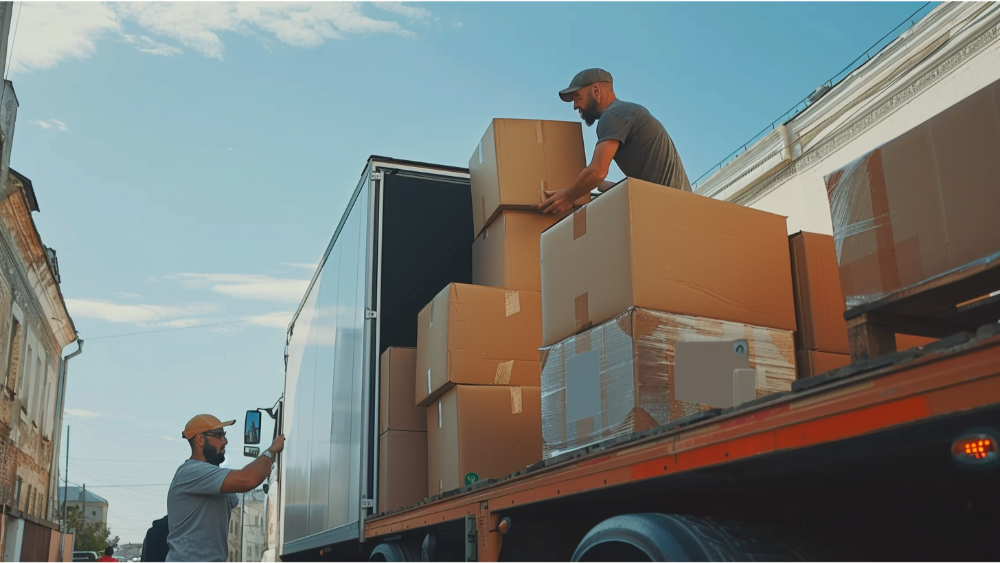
[182,414,235,439]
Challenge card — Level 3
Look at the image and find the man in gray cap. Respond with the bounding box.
[541,68,692,214]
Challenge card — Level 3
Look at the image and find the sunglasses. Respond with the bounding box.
[203,430,226,439]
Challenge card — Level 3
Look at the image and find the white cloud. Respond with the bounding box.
[243,311,294,329]
[123,34,182,56]
[170,273,309,303]
[9,2,121,73]
[9,2,442,74]
[116,292,142,300]
[65,298,218,325]
[65,408,104,419]
[30,119,69,131]
[374,2,432,20]
[280,262,318,271]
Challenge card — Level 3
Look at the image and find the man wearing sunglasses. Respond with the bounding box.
[166,414,286,562]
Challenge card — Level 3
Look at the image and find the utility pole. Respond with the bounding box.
[82,483,87,531]
[240,491,246,562]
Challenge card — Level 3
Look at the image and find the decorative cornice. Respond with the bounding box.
[733,15,1000,207]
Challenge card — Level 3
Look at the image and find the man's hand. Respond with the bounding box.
[540,189,576,214]
[268,434,285,454]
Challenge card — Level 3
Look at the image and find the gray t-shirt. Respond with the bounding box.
[166,460,239,562]
[597,99,692,192]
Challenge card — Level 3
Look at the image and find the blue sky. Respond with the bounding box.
[7,0,931,544]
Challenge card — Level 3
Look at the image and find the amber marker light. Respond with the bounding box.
[952,431,999,468]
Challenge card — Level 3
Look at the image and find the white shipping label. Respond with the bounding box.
[565,349,601,422]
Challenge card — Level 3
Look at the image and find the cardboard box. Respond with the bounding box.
[825,78,1000,307]
[472,210,567,292]
[379,347,425,434]
[789,232,851,354]
[539,307,796,459]
[415,283,542,407]
[378,430,428,513]
[470,118,588,237]
[427,385,542,495]
[796,350,851,379]
[540,178,796,346]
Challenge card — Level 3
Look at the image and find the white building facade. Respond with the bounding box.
[696,3,1000,235]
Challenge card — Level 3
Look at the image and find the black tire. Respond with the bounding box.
[571,513,819,562]
[369,541,419,562]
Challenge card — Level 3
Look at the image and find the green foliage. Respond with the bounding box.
[66,509,119,553]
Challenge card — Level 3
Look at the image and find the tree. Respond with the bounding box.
[66,509,119,553]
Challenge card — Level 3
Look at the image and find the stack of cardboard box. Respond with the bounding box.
[789,231,936,378]
[538,178,799,459]
[377,347,427,512]
[413,119,590,496]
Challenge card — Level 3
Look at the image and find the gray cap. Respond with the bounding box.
[559,68,613,102]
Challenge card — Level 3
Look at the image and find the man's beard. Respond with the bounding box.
[579,97,602,127]
[203,441,225,466]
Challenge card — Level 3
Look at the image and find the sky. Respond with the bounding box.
[5,0,933,546]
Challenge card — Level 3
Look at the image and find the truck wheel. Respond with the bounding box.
[369,541,420,562]
[571,514,813,562]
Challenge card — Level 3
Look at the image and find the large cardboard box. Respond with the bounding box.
[824,78,1000,307]
[378,430,428,513]
[472,210,567,292]
[540,178,796,346]
[796,350,851,379]
[469,118,588,237]
[789,232,850,354]
[379,347,425,434]
[416,283,542,407]
[427,385,542,496]
[540,307,796,459]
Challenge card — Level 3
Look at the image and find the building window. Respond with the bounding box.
[19,343,32,412]
[4,316,21,393]
[14,477,21,511]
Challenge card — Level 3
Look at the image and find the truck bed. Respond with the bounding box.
[365,321,1000,557]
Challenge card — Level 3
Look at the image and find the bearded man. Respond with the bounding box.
[165,414,285,562]
[540,68,692,214]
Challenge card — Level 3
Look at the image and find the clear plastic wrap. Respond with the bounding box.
[539,307,796,459]
[824,79,1000,308]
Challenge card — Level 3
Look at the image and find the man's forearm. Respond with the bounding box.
[242,454,273,488]
[565,166,605,201]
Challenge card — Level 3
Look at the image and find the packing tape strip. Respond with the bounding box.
[539,179,548,201]
[510,386,523,414]
[478,140,484,166]
[429,298,435,328]
[573,207,587,240]
[504,289,521,317]
[438,400,442,428]
[575,293,591,332]
[574,332,592,354]
[535,121,544,144]
[481,196,487,229]
[427,368,432,394]
[494,360,514,385]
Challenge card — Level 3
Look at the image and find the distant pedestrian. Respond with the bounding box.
[97,546,117,562]
[165,414,285,562]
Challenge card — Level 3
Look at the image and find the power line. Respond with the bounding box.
[65,417,178,441]
[71,457,180,464]
[86,311,290,341]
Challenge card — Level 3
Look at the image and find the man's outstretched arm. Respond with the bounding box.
[221,434,285,494]
[540,140,619,214]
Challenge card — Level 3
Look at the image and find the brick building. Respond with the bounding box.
[0,1,81,560]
